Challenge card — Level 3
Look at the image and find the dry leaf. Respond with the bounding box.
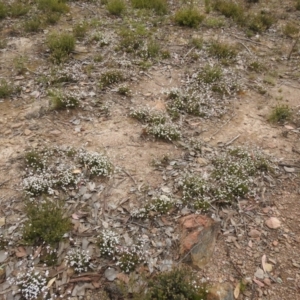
[72,169,81,174]
[253,278,265,288]
[72,214,80,220]
[15,247,27,258]
[262,254,267,272]
[264,263,273,272]
[265,217,281,229]
[234,282,240,299]
[47,277,56,288]
[33,245,42,259]
[0,217,5,227]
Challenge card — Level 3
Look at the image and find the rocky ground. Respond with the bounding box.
[0,0,300,299]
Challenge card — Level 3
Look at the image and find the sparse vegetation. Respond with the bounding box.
[174,7,205,28]
[131,0,168,15]
[208,40,238,62]
[73,22,89,40]
[48,89,80,110]
[213,0,244,24]
[0,2,7,19]
[24,17,42,32]
[99,70,124,88]
[283,22,299,37]
[46,32,75,64]
[0,79,14,98]
[268,104,292,124]
[9,1,30,18]
[37,0,69,13]
[247,11,275,33]
[107,0,126,16]
[22,198,71,246]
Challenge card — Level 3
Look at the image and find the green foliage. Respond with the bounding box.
[140,40,160,59]
[296,0,300,10]
[0,79,14,98]
[117,85,130,96]
[131,0,168,15]
[208,40,238,61]
[48,89,79,110]
[174,7,205,28]
[23,198,71,246]
[118,26,146,53]
[247,11,275,33]
[99,70,124,88]
[0,1,7,19]
[198,64,222,84]
[45,11,61,24]
[9,1,30,17]
[107,0,126,16]
[283,22,299,37]
[191,37,203,49]
[73,22,89,40]
[13,55,27,75]
[248,61,265,73]
[24,150,45,170]
[24,17,42,32]
[203,17,225,28]
[268,104,292,124]
[46,32,75,64]
[37,0,69,13]
[145,267,208,300]
[213,0,244,24]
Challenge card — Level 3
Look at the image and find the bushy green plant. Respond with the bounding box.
[37,0,69,13]
[48,89,79,110]
[23,199,72,246]
[0,79,14,98]
[9,1,30,17]
[99,70,124,88]
[0,1,7,19]
[45,11,61,24]
[268,104,292,123]
[146,123,181,141]
[198,64,222,84]
[98,229,120,257]
[213,0,244,24]
[25,150,45,170]
[117,85,130,96]
[24,17,42,32]
[174,7,205,28]
[145,267,208,300]
[247,12,275,33]
[208,40,237,60]
[131,0,168,15]
[107,0,126,16]
[283,22,299,37]
[296,0,300,10]
[73,22,89,40]
[118,27,145,53]
[248,61,266,73]
[140,40,160,59]
[46,32,75,64]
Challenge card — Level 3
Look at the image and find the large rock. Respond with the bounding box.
[179,214,220,269]
[207,283,234,300]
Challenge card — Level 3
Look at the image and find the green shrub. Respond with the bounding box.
[24,17,42,32]
[0,79,14,98]
[268,104,292,123]
[9,1,30,17]
[296,0,300,10]
[140,40,160,59]
[45,11,61,24]
[48,89,79,110]
[99,70,124,88]
[23,198,71,246]
[73,22,89,40]
[213,0,244,24]
[145,267,208,300]
[107,0,126,15]
[0,1,7,19]
[208,40,237,60]
[46,32,75,64]
[247,12,275,33]
[131,0,168,15]
[283,22,299,37]
[198,64,222,84]
[174,7,205,27]
[37,0,69,13]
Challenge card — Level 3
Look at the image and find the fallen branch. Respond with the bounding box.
[288,35,300,60]
[225,134,240,147]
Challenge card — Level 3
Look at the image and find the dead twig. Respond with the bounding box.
[237,42,252,55]
[210,114,236,140]
[231,34,272,49]
[122,169,137,185]
[288,35,300,60]
[224,134,240,147]
[0,180,10,187]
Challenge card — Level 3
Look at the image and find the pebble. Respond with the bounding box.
[24,129,31,136]
[11,123,23,129]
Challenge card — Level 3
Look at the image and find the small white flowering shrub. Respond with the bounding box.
[65,248,91,273]
[48,89,80,110]
[98,229,120,257]
[146,123,181,141]
[130,107,166,125]
[131,195,174,218]
[77,149,113,177]
[12,268,49,300]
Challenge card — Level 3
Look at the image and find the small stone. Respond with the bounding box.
[207,282,234,300]
[49,130,61,135]
[265,217,281,229]
[11,122,23,129]
[263,278,271,286]
[273,240,278,246]
[248,229,261,238]
[254,268,265,279]
[24,129,31,136]
[284,166,295,173]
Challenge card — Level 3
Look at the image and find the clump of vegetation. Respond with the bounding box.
[46,32,75,64]
[0,2,7,19]
[203,17,225,28]
[107,0,126,16]
[248,61,266,73]
[283,22,299,37]
[130,107,166,124]
[13,55,28,75]
[117,85,130,96]
[131,195,174,218]
[12,267,49,300]
[48,89,80,110]
[145,267,209,300]
[268,104,292,124]
[45,11,60,25]
[24,17,42,33]
[208,40,238,61]
[198,64,222,84]
[22,198,72,246]
[213,0,244,24]
[99,70,124,88]
[73,22,89,40]
[131,0,168,15]
[140,40,160,59]
[9,1,30,18]
[98,229,120,257]
[37,0,69,13]
[65,249,91,273]
[247,11,275,33]
[146,123,181,141]
[0,79,14,98]
[118,26,147,54]
[77,149,113,177]
[174,7,205,28]
[296,0,300,10]
[191,37,203,49]
[24,150,45,170]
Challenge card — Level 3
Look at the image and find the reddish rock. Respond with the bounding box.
[179,214,220,269]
